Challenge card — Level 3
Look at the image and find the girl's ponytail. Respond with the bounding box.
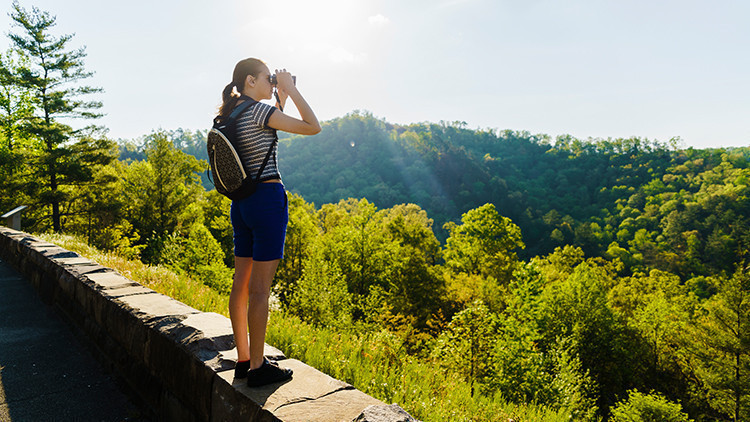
[217,58,266,118]
[219,82,238,118]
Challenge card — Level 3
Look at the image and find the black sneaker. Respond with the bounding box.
[234,360,251,379]
[247,359,293,387]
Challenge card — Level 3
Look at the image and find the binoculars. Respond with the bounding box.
[270,74,296,86]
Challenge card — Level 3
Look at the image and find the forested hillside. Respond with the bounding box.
[278,112,750,277]
[2,3,750,420]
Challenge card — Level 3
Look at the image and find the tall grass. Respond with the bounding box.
[39,233,229,315]
[266,312,569,422]
[38,233,569,422]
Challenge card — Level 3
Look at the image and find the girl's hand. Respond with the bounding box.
[268,68,320,135]
[274,69,295,94]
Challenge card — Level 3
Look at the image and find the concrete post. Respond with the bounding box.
[2,205,28,230]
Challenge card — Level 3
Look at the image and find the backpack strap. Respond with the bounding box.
[213,95,257,127]
[230,136,278,199]
[253,136,277,182]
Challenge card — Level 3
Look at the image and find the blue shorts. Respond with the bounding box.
[230,183,288,261]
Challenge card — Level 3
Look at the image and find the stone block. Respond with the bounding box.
[218,343,287,366]
[55,256,94,266]
[160,389,200,422]
[103,285,155,298]
[147,315,212,420]
[55,270,80,305]
[85,271,140,290]
[276,388,385,422]
[211,359,383,421]
[174,312,237,357]
[99,295,155,364]
[211,369,282,422]
[116,291,200,321]
[352,404,419,422]
[66,263,109,277]
[40,247,77,259]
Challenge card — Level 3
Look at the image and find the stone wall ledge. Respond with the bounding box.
[0,227,417,422]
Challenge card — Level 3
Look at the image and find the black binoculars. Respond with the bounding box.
[270,74,296,86]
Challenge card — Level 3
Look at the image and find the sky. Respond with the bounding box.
[1,0,748,149]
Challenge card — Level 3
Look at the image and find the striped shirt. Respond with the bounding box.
[234,100,280,182]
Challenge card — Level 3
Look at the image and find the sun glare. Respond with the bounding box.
[237,0,383,67]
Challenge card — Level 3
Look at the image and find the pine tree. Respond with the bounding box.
[688,267,750,422]
[7,1,112,232]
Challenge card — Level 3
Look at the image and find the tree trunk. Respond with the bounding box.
[735,352,740,422]
[51,170,60,232]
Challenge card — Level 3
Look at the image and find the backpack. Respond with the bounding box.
[206,96,277,200]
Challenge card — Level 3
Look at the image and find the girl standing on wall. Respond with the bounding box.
[219,58,320,387]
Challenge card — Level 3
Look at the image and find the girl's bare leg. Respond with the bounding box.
[246,259,279,370]
[229,256,253,362]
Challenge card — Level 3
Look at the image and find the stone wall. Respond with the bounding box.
[0,227,416,422]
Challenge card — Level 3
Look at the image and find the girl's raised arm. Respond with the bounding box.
[267,70,321,135]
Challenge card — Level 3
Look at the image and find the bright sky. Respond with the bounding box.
[2,0,748,149]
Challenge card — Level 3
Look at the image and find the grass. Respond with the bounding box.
[266,312,570,422]
[37,232,570,422]
[39,232,230,315]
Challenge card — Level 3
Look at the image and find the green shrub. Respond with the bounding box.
[610,389,691,422]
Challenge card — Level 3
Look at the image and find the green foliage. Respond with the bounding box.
[432,300,498,396]
[274,192,319,302]
[443,203,525,282]
[493,265,599,419]
[203,189,233,266]
[609,270,694,386]
[0,49,34,150]
[144,113,750,281]
[4,2,110,232]
[120,131,206,263]
[537,261,635,413]
[292,197,447,338]
[267,312,571,422]
[686,267,750,421]
[288,245,352,329]
[610,389,692,422]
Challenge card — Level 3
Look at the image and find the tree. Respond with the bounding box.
[317,198,390,299]
[380,203,445,330]
[7,2,111,232]
[274,192,319,305]
[203,189,233,266]
[443,203,524,282]
[288,244,352,329]
[687,267,750,421]
[431,300,498,396]
[121,131,206,262]
[538,262,637,414]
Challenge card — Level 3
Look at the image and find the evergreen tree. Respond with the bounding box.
[121,131,206,263]
[688,267,750,421]
[7,2,110,232]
